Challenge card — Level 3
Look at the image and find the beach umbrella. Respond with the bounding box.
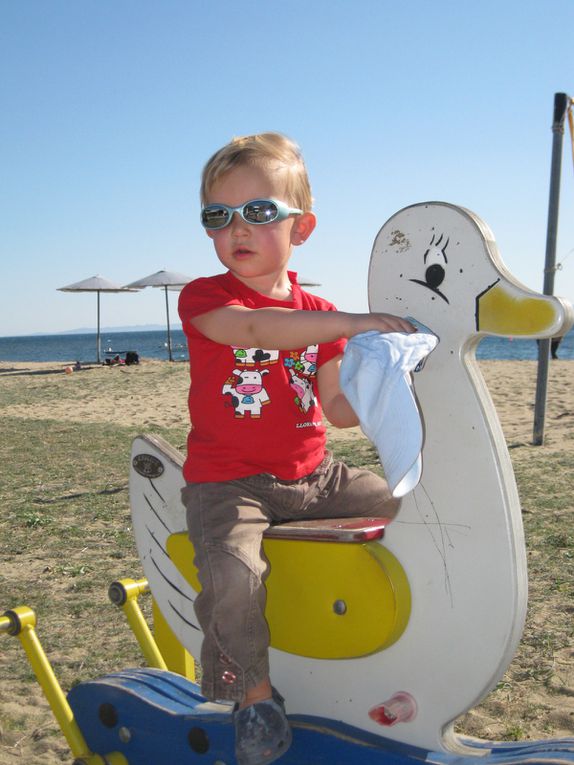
[124,270,192,361]
[57,274,135,363]
[299,277,321,287]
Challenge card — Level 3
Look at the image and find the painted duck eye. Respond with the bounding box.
[409,232,450,304]
[425,263,446,289]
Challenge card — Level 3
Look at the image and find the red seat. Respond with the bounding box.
[263,517,388,543]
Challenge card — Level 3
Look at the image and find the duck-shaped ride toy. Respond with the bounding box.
[66,202,574,765]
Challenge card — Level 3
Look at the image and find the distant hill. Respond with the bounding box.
[59,324,170,335]
[2,324,175,338]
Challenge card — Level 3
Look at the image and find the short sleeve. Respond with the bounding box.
[178,276,242,325]
[318,335,347,367]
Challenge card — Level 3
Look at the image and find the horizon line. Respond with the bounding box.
[0,324,184,339]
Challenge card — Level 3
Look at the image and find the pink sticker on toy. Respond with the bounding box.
[369,692,417,726]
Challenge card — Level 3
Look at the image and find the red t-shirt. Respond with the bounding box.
[178,271,346,482]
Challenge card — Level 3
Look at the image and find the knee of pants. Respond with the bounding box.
[348,468,400,518]
[183,483,270,567]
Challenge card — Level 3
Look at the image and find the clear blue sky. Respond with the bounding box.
[1,0,573,336]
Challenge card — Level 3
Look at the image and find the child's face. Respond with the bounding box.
[204,164,315,295]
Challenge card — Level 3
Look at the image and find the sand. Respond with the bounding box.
[1,357,572,448]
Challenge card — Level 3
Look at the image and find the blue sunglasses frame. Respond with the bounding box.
[201,198,302,230]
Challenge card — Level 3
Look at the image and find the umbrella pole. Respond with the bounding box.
[164,286,173,362]
[96,291,101,364]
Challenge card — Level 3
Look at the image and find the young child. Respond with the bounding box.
[178,132,414,765]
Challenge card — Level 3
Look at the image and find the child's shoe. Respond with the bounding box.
[233,687,292,765]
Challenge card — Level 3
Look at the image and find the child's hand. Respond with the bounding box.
[344,313,417,338]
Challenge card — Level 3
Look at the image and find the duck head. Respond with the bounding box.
[369,202,573,348]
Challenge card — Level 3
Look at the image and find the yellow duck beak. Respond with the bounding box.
[477,281,574,337]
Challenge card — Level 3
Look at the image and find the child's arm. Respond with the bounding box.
[317,355,359,428]
[191,305,414,349]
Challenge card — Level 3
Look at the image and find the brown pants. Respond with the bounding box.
[181,453,398,702]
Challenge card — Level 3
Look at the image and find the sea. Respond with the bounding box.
[0,328,573,364]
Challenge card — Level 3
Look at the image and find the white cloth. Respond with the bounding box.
[340,330,438,498]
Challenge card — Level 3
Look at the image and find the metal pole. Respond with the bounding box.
[96,291,101,364]
[532,93,569,445]
[164,285,173,361]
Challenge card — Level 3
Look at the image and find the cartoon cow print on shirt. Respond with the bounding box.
[288,369,317,414]
[232,347,280,366]
[222,369,270,418]
[299,344,318,375]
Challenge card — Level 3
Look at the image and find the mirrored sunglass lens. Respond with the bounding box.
[243,201,278,224]
[202,207,229,228]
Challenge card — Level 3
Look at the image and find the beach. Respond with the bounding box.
[1,357,572,446]
[0,358,573,762]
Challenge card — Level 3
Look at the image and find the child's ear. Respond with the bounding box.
[291,212,316,246]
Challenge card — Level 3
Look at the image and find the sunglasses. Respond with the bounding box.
[201,198,302,230]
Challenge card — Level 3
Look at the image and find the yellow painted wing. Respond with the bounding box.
[167,533,410,660]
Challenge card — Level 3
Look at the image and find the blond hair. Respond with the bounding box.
[200,132,313,212]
